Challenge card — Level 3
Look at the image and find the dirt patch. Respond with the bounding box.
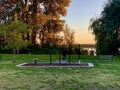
[16,63,94,67]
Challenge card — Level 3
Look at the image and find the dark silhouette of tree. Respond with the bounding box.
[89,0,120,55]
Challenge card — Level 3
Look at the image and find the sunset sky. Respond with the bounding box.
[63,0,107,44]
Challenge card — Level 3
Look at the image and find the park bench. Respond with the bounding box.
[98,55,113,61]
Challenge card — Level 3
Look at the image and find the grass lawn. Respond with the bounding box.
[0,54,120,90]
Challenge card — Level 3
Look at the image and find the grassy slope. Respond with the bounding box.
[0,54,120,90]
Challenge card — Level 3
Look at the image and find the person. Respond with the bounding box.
[61,47,67,61]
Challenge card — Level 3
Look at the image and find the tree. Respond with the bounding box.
[0,0,20,24]
[62,24,75,46]
[40,0,71,46]
[0,16,28,54]
[89,0,120,55]
[0,0,71,47]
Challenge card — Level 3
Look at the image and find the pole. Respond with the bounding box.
[35,59,37,65]
[13,49,16,63]
[50,49,52,64]
[78,44,80,60]
[59,47,61,64]
[69,44,71,64]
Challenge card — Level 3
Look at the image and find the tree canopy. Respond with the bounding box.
[89,0,120,55]
[0,18,28,54]
[0,0,71,47]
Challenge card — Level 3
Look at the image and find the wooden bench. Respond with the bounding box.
[98,55,113,61]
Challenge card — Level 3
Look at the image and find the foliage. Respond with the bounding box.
[0,20,28,54]
[89,0,120,55]
[0,0,71,46]
[62,24,75,45]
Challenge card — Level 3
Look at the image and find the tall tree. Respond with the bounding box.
[0,0,71,46]
[62,24,75,46]
[40,0,71,46]
[89,0,120,55]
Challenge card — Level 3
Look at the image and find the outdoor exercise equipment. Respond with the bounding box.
[49,44,81,64]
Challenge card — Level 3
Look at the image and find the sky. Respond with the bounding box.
[63,0,107,44]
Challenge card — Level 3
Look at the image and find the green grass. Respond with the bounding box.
[0,54,120,89]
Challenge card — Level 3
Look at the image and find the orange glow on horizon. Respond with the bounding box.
[74,30,95,44]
